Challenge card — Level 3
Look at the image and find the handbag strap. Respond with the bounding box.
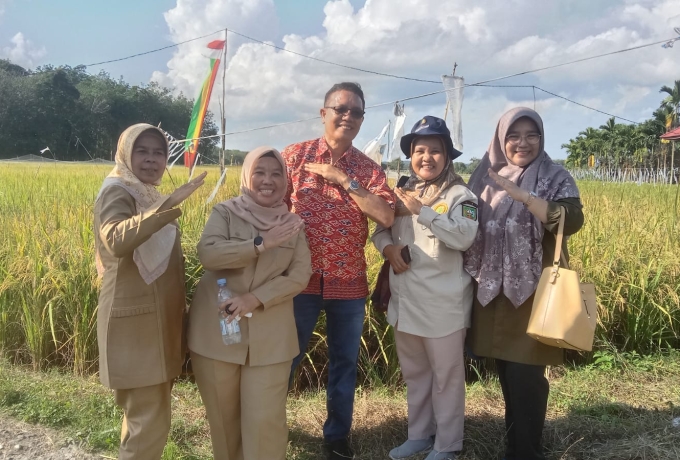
[550,206,567,282]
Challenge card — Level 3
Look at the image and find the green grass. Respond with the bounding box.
[2,352,679,459]
[0,163,679,389]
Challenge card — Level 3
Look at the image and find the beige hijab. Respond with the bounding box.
[396,136,467,217]
[220,146,301,232]
[95,123,177,285]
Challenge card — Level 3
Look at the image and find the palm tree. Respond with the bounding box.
[659,80,680,129]
[599,117,618,168]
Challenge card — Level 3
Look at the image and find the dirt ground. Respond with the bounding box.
[0,415,105,460]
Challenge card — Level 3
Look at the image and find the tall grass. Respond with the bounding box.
[0,163,679,387]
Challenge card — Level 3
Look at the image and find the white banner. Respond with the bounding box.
[442,75,464,151]
[362,122,391,165]
[389,112,407,160]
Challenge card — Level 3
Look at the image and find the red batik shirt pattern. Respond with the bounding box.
[282,137,395,299]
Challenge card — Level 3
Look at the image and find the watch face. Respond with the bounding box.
[349,180,359,190]
[254,236,264,246]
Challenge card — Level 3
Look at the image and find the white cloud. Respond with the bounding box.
[1,32,46,69]
[152,0,680,160]
[611,85,652,114]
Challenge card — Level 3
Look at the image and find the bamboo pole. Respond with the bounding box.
[671,140,676,184]
[220,29,227,178]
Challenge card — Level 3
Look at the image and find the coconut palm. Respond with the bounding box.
[659,80,680,129]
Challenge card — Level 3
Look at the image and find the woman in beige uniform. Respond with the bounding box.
[94,123,205,460]
[188,146,312,460]
[372,116,478,460]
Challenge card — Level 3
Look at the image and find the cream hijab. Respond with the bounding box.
[220,146,301,233]
[95,123,177,285]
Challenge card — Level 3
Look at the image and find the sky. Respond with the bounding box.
[1,0,679,163]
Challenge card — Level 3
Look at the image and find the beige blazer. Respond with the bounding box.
[188,206,312,366]
[372,184,479,338]
[95,186,186,390]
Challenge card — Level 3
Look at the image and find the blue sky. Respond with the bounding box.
[1,0,679,161]
[0,0,361,83]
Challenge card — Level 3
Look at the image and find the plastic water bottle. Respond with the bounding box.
[217,278,241,345]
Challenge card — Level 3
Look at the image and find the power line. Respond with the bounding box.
[472,84,639,124]
[535,87,638,124]
[173,81,643,145]
[83,26,673,143]
[84,30,223,67]
[225,29,441,84]
[83,27,439,83]
[167,116,321,144]
[83,21,676,89]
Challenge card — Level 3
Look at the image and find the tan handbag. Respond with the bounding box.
[526,206,598,351]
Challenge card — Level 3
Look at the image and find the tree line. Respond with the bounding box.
[0,59,222,162]
[563,80,679,170]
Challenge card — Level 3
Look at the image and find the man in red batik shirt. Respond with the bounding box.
[284,82,395,460]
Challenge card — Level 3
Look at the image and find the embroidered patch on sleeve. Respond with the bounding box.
[432,202,449,214]
[462,201,478,221]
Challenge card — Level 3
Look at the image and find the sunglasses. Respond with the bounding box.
[324,105,365,119]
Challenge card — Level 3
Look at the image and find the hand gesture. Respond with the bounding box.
[488,169,528,203]
[160,172,207,211]
[303,163,348,186]
[262,221,305,250]
[395,188,423,215]
[222,293,261,323]
[383,244,409,274]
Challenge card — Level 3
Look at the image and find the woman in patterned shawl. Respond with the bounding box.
[464,108,584,460]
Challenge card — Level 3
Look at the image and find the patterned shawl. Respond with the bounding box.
[463,107,580,307]
[220,146,301,233]
[95,123,176,285]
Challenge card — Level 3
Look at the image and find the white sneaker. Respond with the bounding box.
[388,438,434,459]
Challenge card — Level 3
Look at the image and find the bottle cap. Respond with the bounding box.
[217,278,227,286]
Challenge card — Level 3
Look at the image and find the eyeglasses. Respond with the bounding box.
[324,106,365,119]
[505,133,541,145]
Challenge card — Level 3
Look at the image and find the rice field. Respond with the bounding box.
[0,162,678,384]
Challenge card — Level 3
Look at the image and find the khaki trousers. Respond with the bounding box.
[190,351,291,460]
[395,328,466,452]
[114,381,173,460]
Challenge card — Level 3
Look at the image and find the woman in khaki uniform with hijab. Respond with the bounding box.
[94,123,206,460]
[372,116,478,460]
[188,146,312,460]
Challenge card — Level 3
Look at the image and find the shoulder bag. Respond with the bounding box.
[526,206,598,351]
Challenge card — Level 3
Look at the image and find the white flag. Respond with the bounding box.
[442,75,464,151]
[362,122,390,165]
[389,114,406,161]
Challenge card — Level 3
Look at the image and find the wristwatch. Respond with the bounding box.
[346,179,360,193]
[254,236,265,254]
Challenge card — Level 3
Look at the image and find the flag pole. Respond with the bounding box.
[220,29,227,179]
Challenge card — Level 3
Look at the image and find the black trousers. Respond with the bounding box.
[496,359,549,460]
